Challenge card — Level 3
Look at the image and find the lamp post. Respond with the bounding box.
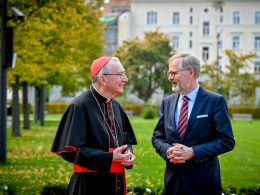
[216,32,221,93]
[0,0,8,162]
[0,1,24,162]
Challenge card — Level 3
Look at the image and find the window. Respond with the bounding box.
[190,7,193,13]
[202,47,209,61]
[189,32,192,37]
[204,8,209,13]
[189,40,193,49]
[255,11,260,24]
[218,40,222,50]
[255,61,260,73]
[111,7,128,14]
[220,15,223,23]
[190,16,193,25]
[232,36,240,50]
[147,11,157,25]
[172,36,179,49]
[172,12,180,24]
[233,11,240,25]
[203,22,210,36]
[105,28,117,43]
[255,37,260,50]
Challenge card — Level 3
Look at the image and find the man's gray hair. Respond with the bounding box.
[168,52,200,78]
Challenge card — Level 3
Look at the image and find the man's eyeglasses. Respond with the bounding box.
[167,69,190,77]
[102,72,127,79]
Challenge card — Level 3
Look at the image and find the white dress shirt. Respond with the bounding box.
[175,85,200,127]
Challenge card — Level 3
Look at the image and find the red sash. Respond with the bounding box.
[74,148,124,173]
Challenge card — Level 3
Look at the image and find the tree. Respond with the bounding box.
[8,0,105,131]
[201,50,259,104]
[114,30,174,102]
[12,76,21,136]
[201,61,228,98]
[224,50,258,104]
[22,81,30,129]
[201,62,218,91]
[10,0,105,90]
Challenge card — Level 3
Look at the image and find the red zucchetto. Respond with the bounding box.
[90,56,111,78]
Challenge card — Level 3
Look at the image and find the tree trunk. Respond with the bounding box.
[34,86,40,125]
[39,85,45,126]
[22,82,30,129]
[12,75,21,137]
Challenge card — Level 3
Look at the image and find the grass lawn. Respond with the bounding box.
[0,116,259,194]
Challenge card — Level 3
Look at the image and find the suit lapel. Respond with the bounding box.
[185,87,208,136]
[169,93,180,129]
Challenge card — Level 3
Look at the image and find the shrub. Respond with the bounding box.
[122,104,144,116]
[127,186,163,195]
[228,106,260,119]
[0,184,16,195]
[239,186,260,195]
[41,184,67,195]
[141,106,158,119]
[7,103,33,115]
[222,185,237,194]
[45,102,68,114]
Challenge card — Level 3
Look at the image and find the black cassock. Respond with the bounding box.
[51,85,137,195]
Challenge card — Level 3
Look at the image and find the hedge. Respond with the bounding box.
[122,104,144,116]
[228,106,260,119]
[45,102,68,114]
[43,103,260,119]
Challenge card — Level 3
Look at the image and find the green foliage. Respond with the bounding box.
[222,186,237,194]
[122,104,144,115]
[127,185,163,195]
[45,102,68,114]
[0,184,16,195]
[41,184,67,195]
[8,0,105,93]
[201,50,259,102]
[115,29,174,101]
[1,117,260,194]
[141,106,158,119]
[29,184,260,195]
[201,62,217,91]
[201,62,227,97]
[224,50,258,101]
[239,186,260,195]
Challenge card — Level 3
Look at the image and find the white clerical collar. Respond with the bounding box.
[92,84,112,102]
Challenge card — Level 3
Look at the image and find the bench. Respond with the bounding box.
[232,113,253,122]
[125,110,133,117]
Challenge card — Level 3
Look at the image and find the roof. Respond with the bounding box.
[100,16,118,25]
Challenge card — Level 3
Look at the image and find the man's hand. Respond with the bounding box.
[113,145,136,166]
[166,143,194,164]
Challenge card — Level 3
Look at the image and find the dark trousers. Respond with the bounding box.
[176,181,188,195]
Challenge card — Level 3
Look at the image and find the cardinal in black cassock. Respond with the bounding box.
[51,56,137,195]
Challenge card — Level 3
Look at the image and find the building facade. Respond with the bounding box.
[101,0,131,55]
[117,0,260,74]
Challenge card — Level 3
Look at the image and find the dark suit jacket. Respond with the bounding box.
[152,87,235,195]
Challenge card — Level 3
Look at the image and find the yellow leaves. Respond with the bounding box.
[0,126,71,193]
[9,0,104,93]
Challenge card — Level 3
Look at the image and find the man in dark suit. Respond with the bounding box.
[152,52,235,195]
